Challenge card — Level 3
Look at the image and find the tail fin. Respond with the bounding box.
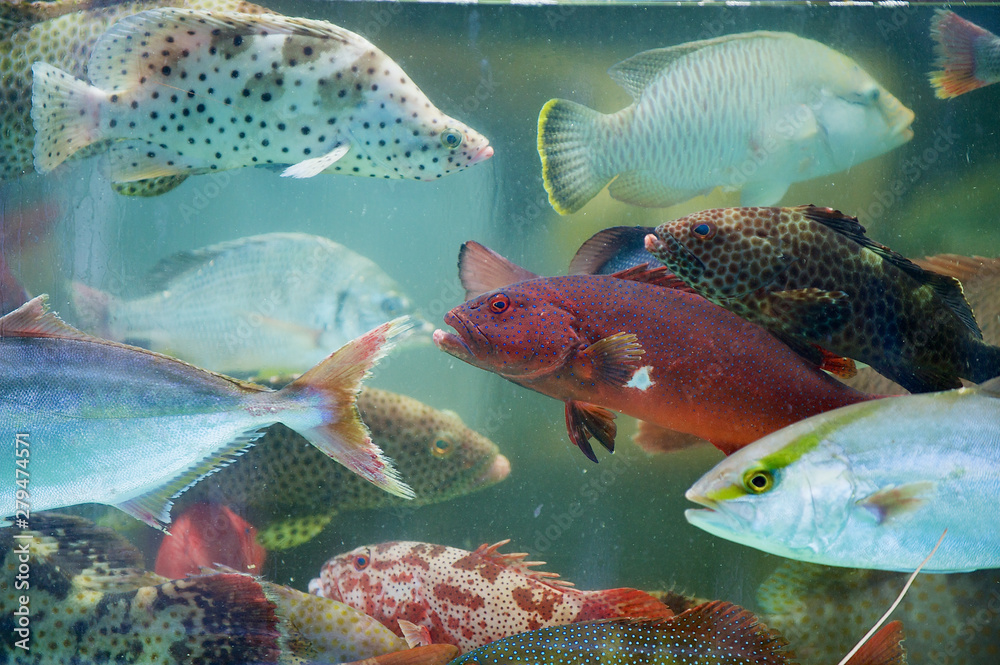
[537,99,613,215]
[70,281,118,339]
[280,318,415,499]
[30,62,105,173]
[970,341,1000,385]
[929,10,1000,98]
[845,621,905,665]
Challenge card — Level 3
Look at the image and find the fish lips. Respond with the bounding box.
[468,144,495,165]
[434,311,493,370]
[644,232,706,278]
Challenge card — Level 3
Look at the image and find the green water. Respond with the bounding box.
[4,2,1000,664]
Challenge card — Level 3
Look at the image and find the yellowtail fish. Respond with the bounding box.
[177,388,511,550]
[645,205,1000,394]
[0,513,412,664]
[686,377,1000,573]
[930,10,1000,98]
[0,295,413,530]
[447,601,905,665]
[537,32,913,214]
[758,559,1000,665]
[30,7,493,189]
[72,232,424,378]
[0,0,269,196]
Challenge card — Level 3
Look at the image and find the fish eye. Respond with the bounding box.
[431,438,453,458]
[353,548,371,571]
[488,293,510,313]
[742,468,774,494]
[691,222,716,239]
[381,296,405,316]
[440,128,463,150]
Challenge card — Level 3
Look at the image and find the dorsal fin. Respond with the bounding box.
[458,242,539,300]
[608,32,794,98]
[796,205,982,338]
[471,540,575,588]
[569,226,657,275]
[608,264,699,293]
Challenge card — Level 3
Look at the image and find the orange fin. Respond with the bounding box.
[817,346,857,379]
[471,540,574,588]
[342,645,460,665]
[633,421,712,454]
[859,482,934,524]
[914,253,1000,284]
[845,620,906,665]
[398,619,433,648]
[281,318,415,499]
[664,601,790,660]
[458,241,539,299]
[577,587,674,621]
[582,331,645,386]
[930,10,998,98]
[565,400,617,462]
[609,263,698,293]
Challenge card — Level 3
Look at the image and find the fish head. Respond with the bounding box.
[810,56,914,170]
[359,389,510,505]
[435,282,582,381]
[331,284,422,342]
[684,418,857,565]
[646,208,789,299]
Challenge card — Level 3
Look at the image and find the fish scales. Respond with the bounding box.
[0,0,267,193]
[646,206,1000,394]
[309,540,674,652]
[0,296,412,528]
[174,388,510,550]
[537,31,913,214]
[29,7,492,185]
[72,232,422,377]
[434,242,878,459]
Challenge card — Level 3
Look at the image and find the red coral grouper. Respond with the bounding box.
[433,242,882,459]
[154,502,266,579]
[308,539,673,652]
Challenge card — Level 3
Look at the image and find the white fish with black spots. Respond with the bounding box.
[71,232,425,378]
[685,378,1000,573]
[537,31,914,214]
[29,7,493,187]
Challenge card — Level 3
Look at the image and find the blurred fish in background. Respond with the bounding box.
[929,10,1000,99]
[71,232,426,379]
[537,31,914,214]
[154,502,266,578]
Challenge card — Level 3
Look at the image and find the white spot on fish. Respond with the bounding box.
[626,365,655,391]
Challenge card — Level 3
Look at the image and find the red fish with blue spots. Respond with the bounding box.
[433,242,882,461]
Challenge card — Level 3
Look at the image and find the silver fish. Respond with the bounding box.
[1,296,413,530]
[71,232,424,377]
[30,8,493,186]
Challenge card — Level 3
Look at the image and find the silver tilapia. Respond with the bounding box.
[30,7,493,187]
[72,232,423,377]
[538,31,913,214]
[1,296,413,530]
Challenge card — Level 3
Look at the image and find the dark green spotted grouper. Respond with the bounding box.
[645,205,1000,393]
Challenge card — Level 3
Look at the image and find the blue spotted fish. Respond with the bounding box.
[448,601,905,665]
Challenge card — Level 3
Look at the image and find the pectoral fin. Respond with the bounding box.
[771,330,857,379]
[739,180,791,206]
[581,332,645,387]
[281,143,350,178]
[858,482,934,524]
[565,400,617,462]
[765,288,851,338]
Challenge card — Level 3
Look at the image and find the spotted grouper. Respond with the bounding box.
[309,539,674,651]
[28,7,493,189]
[433,242,881,460]
[644,205,1000,393]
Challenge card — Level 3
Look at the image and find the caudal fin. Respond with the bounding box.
[929,10,1000,98]
[970,341,1000,385]
[281,318,415,499]
[537,99,613,215]
[30,62,105,173]
[845,621,905,665]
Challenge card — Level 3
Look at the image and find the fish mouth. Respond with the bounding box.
[475,454,511,486]
[468,144,494,166]
[644,231,705,276]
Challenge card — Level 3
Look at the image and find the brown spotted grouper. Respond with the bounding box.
[645,205,1000,393]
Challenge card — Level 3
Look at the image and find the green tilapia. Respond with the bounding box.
[176,388,511,550]
[0,295,413,530]
[72,232,424,378]
[30,7,493,188]
[537,32,913,214]
[0,513,411,664]
[0,0,269,196]
[645,205,1000,393]
[686,378,1000,572]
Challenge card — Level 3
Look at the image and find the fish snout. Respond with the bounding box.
[468,144,494,166]
[645,231,706,276]
[476,454,511,486]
